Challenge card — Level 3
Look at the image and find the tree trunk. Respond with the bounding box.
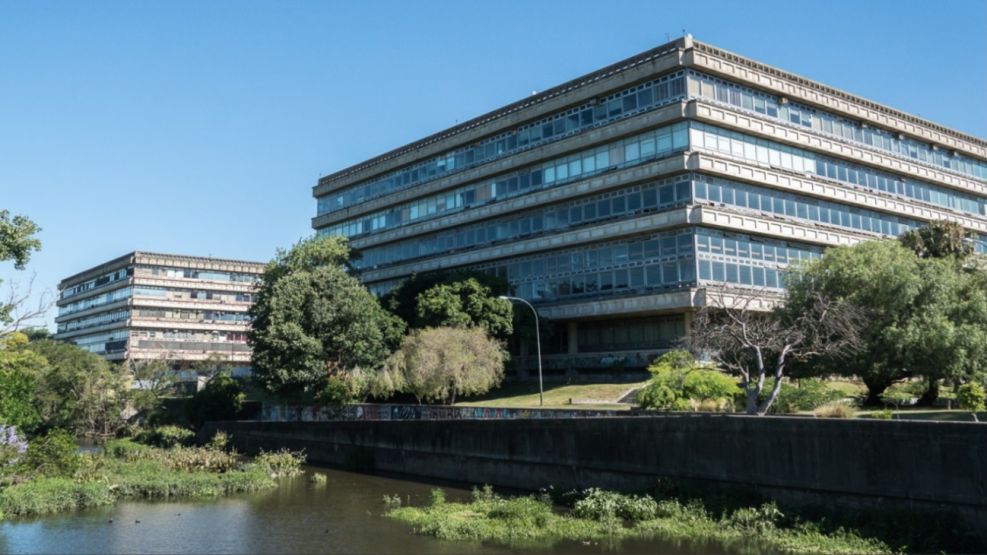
[862,377,892,406]
[918,379,940,406]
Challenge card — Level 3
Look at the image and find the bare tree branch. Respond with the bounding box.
[688,285,863,415]
[0,273,55,338]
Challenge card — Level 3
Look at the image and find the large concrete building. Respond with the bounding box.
[55,252,265,367]
[312,36,987,378]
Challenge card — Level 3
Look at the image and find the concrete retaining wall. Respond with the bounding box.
[205,414,987,532]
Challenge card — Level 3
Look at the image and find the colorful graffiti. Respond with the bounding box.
[260,403,627,422]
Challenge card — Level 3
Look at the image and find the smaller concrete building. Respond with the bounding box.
[55,252,266,367]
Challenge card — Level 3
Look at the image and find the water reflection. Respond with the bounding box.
[0,467,724,554]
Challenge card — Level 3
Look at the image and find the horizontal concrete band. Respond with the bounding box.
[209,416,987,534]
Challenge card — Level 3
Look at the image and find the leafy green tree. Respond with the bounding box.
[899,220,974,259]
[793,239,987,405]
[249,236,406,397]
[383,326,507,404]
[127,358,180,422]
[381,271,510,328]
[0,333,43,433]
[787,240,922,405]
[185,373,245,428]
[0,210,41,271]
[415,278,513,338]
[887,257,987,404]
[637,350,740,411]
[26,340,128,436]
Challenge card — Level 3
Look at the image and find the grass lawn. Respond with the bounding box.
[455,380,647,410]
[857,409,987,422]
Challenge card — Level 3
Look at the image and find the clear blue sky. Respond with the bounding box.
[1,0,985,329]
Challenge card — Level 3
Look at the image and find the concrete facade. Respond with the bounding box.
[312,35,987,377]
[54,252,265,366]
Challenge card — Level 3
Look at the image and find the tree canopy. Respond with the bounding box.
[789,238,987,404]
[248,236,406,397]
[415,278,513,338]
[0,210,41,271]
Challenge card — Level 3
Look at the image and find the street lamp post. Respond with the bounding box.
[499,295,543,407]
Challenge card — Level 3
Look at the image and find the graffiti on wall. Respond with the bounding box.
[260,403,626,422]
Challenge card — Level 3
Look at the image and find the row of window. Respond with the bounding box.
[695,175,921,237]
[328,121,985,249]
[70,329,130,355]
[133,286,253,303]
[577,316,685,352]
[352,175,692,269]
[134,340,252,352]
[56,309,130,333]
[317,71,688,215]
[320,69,985,224]
[690,71,987,182]
[696,228,823,289]
[353,169,930,273]
[689,123,986,216]
[323,122,689,238]
[133,308,252,323]
[58,287,132,317]
[469,231,697,302]
[131,329,248,342]
[61,267,132,300]
[136,266,260,283]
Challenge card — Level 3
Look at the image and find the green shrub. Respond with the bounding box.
[770,380,845,414]
[573,488,659,522]
[383,493,402,509]
[252,449,305,477]
[134,425,196,448]
[957,382,986,412]
[105,439,152,461]
[430,488,446,506]
[638,350,739,411]
[21,429,80,477]
[723,502,784,534]
[0,477,114,516]
[870,408,894,420]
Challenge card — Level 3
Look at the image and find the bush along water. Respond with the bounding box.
[386,483,985,554]
[0,427,306,519]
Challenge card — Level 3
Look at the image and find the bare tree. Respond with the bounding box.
[687,287,862,415]
[0,274,55,338]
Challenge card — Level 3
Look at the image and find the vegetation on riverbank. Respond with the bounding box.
[0,429,304,519]
[387,485,981,554]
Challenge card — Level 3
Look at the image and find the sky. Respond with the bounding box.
[1,0,985,330]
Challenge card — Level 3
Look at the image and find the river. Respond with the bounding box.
[0,466,731,554]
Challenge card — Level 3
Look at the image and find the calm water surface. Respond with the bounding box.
[0,467,732,554]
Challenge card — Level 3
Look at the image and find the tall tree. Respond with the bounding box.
[249,236,406,397]
[688,289,862,415]
[787,240,922,404]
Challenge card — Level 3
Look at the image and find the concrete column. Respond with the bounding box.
[567,321,579,355]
